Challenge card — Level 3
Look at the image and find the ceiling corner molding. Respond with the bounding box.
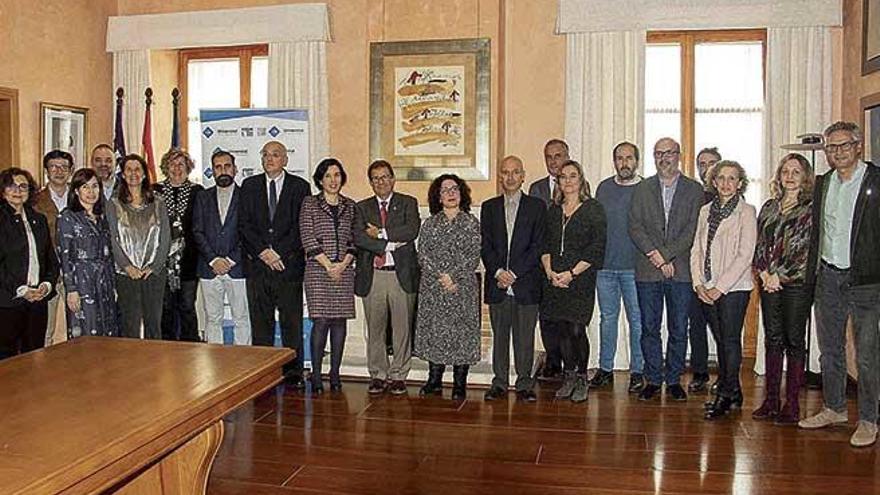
[107,3,331,52]
[556,0,842,34]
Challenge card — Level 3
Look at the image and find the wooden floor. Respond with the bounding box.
[208,367,880,494]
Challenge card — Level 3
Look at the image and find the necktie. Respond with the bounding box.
[373,200,388,268]
[269,178,278,222]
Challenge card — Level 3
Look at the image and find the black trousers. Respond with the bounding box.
[702,290,750,397]
[688,291,710,375]
[117,273,166,340]
[161,279,200,342]
[0,302,48,360]
[310,317,347,385]
[544,319,588,374]
[759,284,812,359]
[539,318,564,371]
[489,298,538,391]
[247,266,304,376]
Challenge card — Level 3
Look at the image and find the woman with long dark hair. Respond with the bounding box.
[0,168,58,359]
[57,168,119,338]
[106,154,171,339]
[415,174,481,400]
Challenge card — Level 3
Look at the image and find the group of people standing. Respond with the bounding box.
[1,119,876,448]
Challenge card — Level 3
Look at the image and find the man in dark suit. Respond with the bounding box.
[482,156,546,402]
[628,137,704,402]
[193,150,250,346]
[354,160,420,395]
[240,140,311,388]
[528,138,569,380]
[800,121,880,448]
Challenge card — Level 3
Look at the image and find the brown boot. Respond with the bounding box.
[776,355,804,425]
[753,348,783,420]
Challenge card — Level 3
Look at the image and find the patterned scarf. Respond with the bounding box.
[703,194,739,282]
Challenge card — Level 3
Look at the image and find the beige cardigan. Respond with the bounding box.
[690,199,757,294]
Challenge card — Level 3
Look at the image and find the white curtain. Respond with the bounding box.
[564,30,645,369]
[754,25,833,375]
[268,41,330,178]
[112,50,151,156]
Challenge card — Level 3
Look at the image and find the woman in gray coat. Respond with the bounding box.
[414,174,481,401]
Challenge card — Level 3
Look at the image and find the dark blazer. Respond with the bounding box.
[239,172,311,281]
[32,187,63,247]
[628,174,704,283]
[528,176,553,207]
[192,185,245,280]
[809,161,880,287]
[354,193,421,297]
[480,193,546,305]
[0,202,59,307]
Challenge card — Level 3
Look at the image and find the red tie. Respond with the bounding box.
[373,200,389,268]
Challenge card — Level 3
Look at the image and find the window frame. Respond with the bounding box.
[177,44,268,149]
[645,29,766,177]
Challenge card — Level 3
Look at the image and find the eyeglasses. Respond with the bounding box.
[653,149,680,159]
[370,174,393,184]
[5,183,29,193]
[46,162,71,171]
[440,185,460,195]
[824,141,859,154]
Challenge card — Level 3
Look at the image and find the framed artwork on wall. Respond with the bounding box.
[40,102,88,180]
[863,92,880,164]
[369,38,490,181]
[864,0,880,75]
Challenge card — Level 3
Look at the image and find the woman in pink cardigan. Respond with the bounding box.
[690,160,757,420]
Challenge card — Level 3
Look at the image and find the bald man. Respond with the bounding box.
[239,141,312,389]
[481,156,546,402]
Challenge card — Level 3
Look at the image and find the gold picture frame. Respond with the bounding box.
[40,102,89,183]
[369,38,490,181]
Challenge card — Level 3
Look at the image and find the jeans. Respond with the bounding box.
[702,290,750,397]
[815,263,880,423]
[637,280,692,386]
[688,292,709,376]
[596,270,643,373]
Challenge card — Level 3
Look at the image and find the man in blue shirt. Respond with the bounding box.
[591,142,645,393]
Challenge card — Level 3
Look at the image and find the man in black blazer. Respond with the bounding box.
[483,156,546,402]
[354,160,420,395]
[240,141,311,388]
[527,138,570,380]
[192,150,250,346]
[800,121,880,448]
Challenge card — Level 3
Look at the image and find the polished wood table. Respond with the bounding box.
[0,337,293,494]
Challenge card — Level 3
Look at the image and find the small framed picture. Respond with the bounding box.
[40,102,88,182]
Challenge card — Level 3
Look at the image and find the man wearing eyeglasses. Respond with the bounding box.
[354,160,420,395]
[800,121,880,448]
[239,140,311,389]
[33,150,73,346]
[628,137,705,402]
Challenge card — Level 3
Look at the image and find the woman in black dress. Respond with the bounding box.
[541,160,606,403]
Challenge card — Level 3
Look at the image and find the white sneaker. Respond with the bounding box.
[850,421,878,448]
[798,407,848,429]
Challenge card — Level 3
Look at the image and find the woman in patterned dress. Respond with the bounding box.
[752,153,815,424]
[153,149,203,341]
[415,174,481,401]
[300,158,356,394]
[57,168,119,338]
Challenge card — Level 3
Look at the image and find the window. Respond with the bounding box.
[179,45,268,179]
[644,30,766,207]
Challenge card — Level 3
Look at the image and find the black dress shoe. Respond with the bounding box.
[285,374,306,390]
[589,369,614,388]
[688,373,710,393]
[484,386,506,401]
[705,395,736,419]
[638,383,662,401]
[667,384,688,401]
[311,383,324,395]
[389,380,407,395]
[516,389,537,402]
[628,373,645,393]
[368,379,387,395]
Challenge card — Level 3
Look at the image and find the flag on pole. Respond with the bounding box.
[142,87,157,182]
[113,87,127,165]
[170,87,181,150]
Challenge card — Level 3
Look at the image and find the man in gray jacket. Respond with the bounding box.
[628,137,704,402]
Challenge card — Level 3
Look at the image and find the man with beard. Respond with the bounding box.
[629,137,704,402]
[89,144,117,201]
[590,142,645,393]
[192,150,251,345]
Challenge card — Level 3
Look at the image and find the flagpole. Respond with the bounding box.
[114,87,127,173]
[142,87,157,183]
[171,88,180,151]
